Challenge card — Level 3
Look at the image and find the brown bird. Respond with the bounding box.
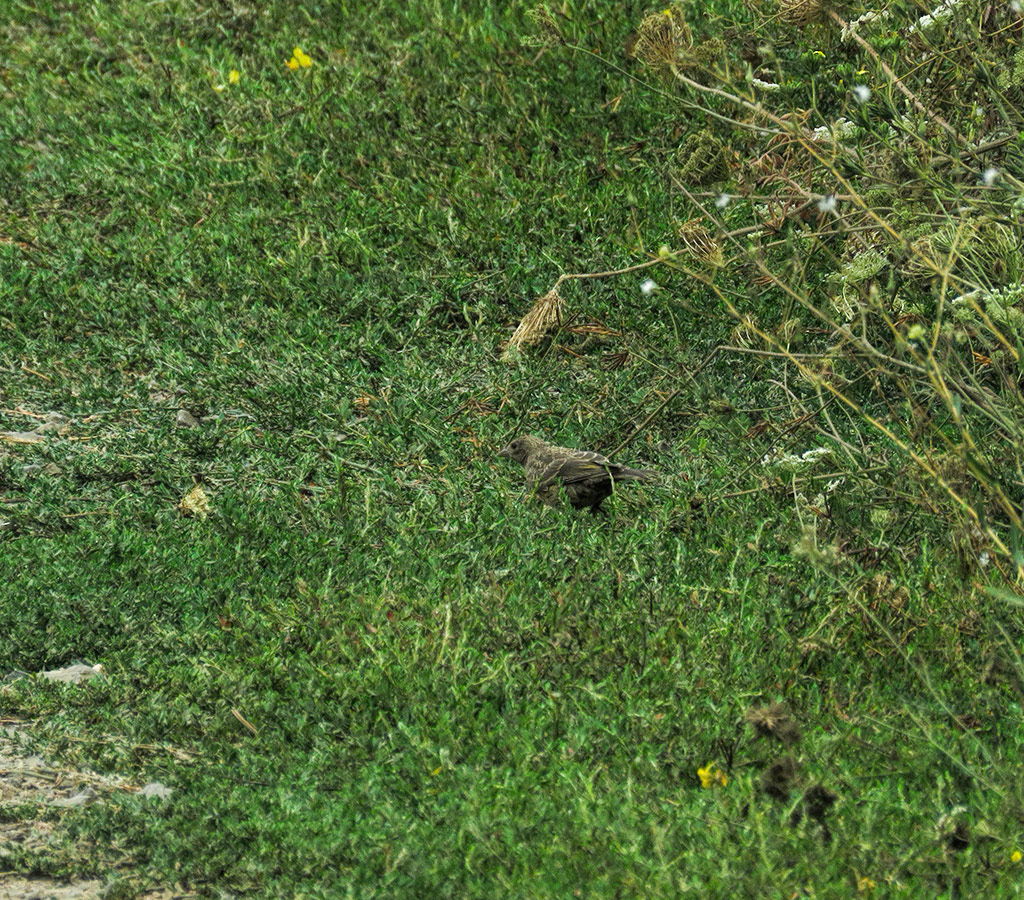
[498,434,657,514]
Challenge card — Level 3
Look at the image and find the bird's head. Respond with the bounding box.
[498,434,545,464]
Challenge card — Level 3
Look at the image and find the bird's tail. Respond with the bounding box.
[615,467,659,483]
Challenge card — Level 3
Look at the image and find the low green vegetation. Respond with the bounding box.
[2,0,1024,895]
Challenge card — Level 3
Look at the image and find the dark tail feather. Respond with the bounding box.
[615,467,659,483]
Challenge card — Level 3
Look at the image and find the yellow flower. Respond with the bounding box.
[287,46,312,69]
[228,69,240,84]
[697,762,728,789]
[1012,850,1023,863]
[857,876,876,892]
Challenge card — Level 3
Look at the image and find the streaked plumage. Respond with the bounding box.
[498,434,657,513]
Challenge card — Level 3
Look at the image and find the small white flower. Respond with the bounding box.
[715,193,731,209]
[817,194,837,213]
[640,279,658,295]
[853,84,871,103]
[810,119,857,142]
[912,0,962,33]
[761,447,833,473]
[982,167,999,186]
[1011,0,1021,12]
[979,551,991,568]
[841,9,887,41]
[802,447,832,463]
[952,289,983,305]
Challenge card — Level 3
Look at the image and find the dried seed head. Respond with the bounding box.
[631,9,692,69]
[730,313,762,349]
[903,234,941,278]
[778,0,826,26]
[677,131,731,186]
[678,218,725,267]
[745,702,802,745]
[686,37,727,70]
[504,288,566,358]
[776,317,801,344]
[601,349,631,370]
[178,483,211,520]
[526,6,564,46]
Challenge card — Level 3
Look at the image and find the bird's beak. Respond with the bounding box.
[498,445,512,458]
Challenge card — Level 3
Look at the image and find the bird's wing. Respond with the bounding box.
[566,447,613,466]
[528,455,566,491]
[537,453,615,488]
[522,456,566,503]
[565,449,657,482]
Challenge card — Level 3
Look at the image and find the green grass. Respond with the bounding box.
[3,0,1024,896]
